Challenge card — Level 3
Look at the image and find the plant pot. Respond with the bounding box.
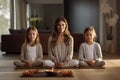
[106,40,115,53]
[107,26,113,40]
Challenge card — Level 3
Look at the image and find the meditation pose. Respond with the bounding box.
[14,27,43,67]
[43,16,79,68]
[79,26,105,67]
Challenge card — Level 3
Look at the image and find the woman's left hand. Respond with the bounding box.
[60,61,67,68]
[60,63,65,68]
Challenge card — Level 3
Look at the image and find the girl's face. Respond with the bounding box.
[84,31,94,43]
[57,21,66,33]
[28,30,37,42]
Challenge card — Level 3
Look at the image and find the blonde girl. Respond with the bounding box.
[79,26,105,67]
[43,16,79,68]
[14,27,43,67]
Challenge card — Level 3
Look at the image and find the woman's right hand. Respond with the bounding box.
[53,59,61,68]
[26,61,32,67]
[55,63,60,68]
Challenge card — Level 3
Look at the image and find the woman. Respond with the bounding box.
[43,16,79,68]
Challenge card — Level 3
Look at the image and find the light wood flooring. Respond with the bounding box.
[0,52,120,80]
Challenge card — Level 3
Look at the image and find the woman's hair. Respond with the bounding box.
[24,26,40,45]
[84,26,97,41]
[51,16,71,47]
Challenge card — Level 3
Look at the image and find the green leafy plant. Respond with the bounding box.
[30,17,43,29]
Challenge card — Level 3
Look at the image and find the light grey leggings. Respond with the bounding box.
[13,60,43,67]
[79,60,106,67]
[43,59,79,68]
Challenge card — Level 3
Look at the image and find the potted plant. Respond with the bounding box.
[101,0,119,53]
[30,17,43,29]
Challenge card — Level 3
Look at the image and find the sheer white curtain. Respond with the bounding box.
[0,0,26,49]
[0,0,10,45]
[11,0,26,29]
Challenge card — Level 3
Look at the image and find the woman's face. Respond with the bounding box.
[28,30,37,42]
[57,21,66,33]
[84,31,94,42]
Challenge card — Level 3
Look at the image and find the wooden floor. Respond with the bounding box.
[0,52,120,80]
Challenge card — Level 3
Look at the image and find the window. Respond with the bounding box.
[26,3,30,28]
[0,0,10,42]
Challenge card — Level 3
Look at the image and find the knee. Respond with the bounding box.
[66,60,79,67]
[94,60,106,67]
[79,61,89,67]
[72,60,79,65]
[13,61,25,67]
[13,61,18,66]
[43,60,55,67]
[100,60,106,66]
[79,61,85,64]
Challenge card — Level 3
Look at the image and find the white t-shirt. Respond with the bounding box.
[57,43,66,62]
[26,45,37,62]
[85,43,94,61]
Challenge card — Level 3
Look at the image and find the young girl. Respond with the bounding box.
[79,26,105,67]
[14,27,43,67]
[43,16,79,68]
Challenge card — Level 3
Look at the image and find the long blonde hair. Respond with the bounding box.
[51,16,71,47]
[84,26,97,41]
[24,26,40,45]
